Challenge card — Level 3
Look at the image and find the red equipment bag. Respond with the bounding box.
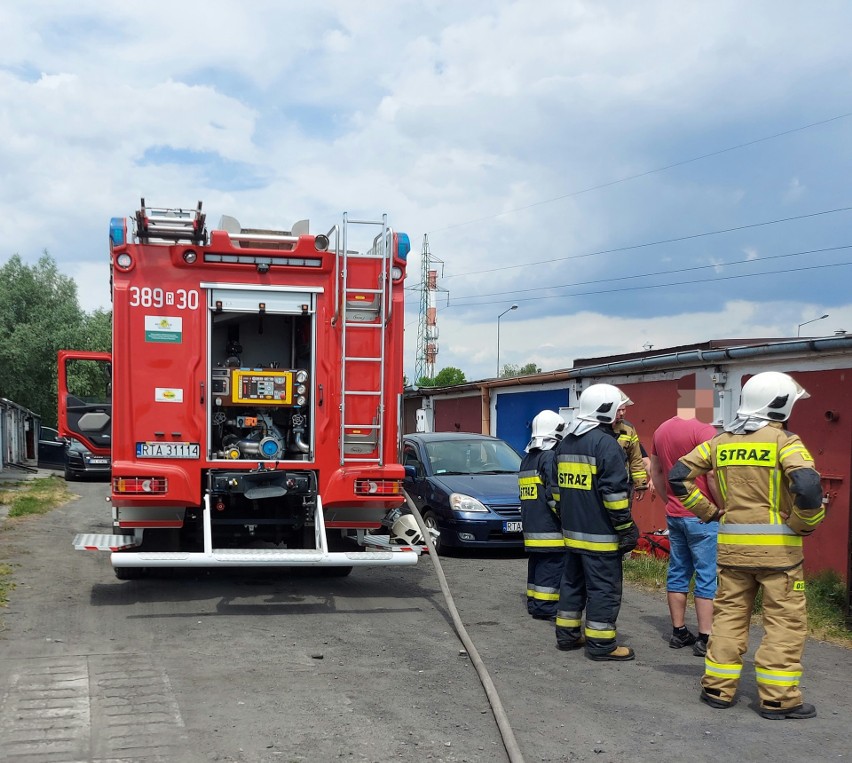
[631,530,670,560]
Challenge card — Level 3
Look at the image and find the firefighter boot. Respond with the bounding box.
[587,646,635,661]
[759,702,817,720]
[556,635,586,651]
[700,687,734,709]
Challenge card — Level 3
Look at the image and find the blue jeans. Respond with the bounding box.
[666,515,718,599]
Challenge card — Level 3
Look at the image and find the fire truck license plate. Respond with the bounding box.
[136,442,200,459]
[504,521,522,533]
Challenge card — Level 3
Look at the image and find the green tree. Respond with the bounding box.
[79,309,112,351]
[0,253,108,426]
[417,367,466,387]
[500,362,541,378]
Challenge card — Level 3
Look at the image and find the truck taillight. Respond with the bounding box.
[113,477,168,494]
[354,479,403,496]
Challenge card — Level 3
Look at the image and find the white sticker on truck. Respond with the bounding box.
[145,315,183,343]
[155,387,184,403]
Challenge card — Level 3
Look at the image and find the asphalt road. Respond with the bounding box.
[0,480,849,763]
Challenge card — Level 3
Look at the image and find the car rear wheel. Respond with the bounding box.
[423,511,444,555]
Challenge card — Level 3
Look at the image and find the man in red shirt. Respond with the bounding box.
[650,416,720,656]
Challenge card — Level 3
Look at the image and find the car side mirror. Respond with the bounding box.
[404,464,418,480]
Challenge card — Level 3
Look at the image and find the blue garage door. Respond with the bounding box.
[495,388,569,454]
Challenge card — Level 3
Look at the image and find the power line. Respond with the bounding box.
[444,244,852,302]
[427,112,852,234]
[445,260,852,308]
[435,205,852,281]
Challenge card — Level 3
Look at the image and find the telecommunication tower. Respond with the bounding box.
[414,235,445,382]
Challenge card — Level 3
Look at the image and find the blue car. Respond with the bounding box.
[401,432,523,554]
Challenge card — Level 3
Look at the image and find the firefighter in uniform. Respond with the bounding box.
[518,410,566,620]
[613,396,649,500]
[669,372,825,719]
[553,384,640,660]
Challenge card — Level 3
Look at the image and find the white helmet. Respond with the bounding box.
[737,371,809,422]
[526,410,566,452]
[391,514,424,545]
[576,383,631,425]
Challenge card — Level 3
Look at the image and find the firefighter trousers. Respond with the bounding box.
[703,564,808,710]
[526,551,564,617]
[555,551,623,656]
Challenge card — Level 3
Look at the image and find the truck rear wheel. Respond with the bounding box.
[321,565,353,577]
[114,565,146,580]
[322,531,354,576]
[112,528,180,580]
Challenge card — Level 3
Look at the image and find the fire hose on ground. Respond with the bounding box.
[401,489,526,763]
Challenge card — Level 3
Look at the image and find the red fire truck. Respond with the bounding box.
[64,200,422,578]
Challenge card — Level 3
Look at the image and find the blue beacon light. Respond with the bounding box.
[397,232,410,260]
[109,217,126,248]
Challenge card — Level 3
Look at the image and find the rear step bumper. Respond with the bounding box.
[72,533,420,567]
[110,548,417,568]
[73,495,422,569]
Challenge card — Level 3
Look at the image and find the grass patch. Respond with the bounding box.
[0,475,72,518]
[0,476,74,609]
[623,556,852,649]
[805,571,850,644]
[623,553,668,590]
[0,563,14,608]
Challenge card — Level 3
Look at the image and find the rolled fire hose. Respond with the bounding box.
[402,489,526,763]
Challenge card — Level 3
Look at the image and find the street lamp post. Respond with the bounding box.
[797,313,829,337]
[496,304,519,377]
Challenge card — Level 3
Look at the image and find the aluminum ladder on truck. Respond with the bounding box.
[337,213,393,465]
[134,199,207,244]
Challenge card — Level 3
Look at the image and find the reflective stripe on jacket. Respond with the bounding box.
[518,449,563,551]
[614,419,648,490]
[669,422,824,569]
[554,426,633,555]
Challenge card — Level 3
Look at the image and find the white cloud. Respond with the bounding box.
[0,1,851,384]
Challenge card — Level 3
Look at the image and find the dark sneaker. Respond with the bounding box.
[759,702,817,720]
[693,639,708,657]
[700,689,733,709]
[669,629,697,648]
[556,636,586,651]
[588,645,635,661]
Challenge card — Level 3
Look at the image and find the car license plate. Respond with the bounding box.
[504,521,522,533]
[88,458,109,465]
[136,442,200,459]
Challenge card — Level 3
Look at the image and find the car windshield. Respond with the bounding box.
[425,439,521,475]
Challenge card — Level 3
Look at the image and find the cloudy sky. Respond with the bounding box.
[3,1,852,382]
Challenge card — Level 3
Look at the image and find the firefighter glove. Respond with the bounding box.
[617,523,640,553]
